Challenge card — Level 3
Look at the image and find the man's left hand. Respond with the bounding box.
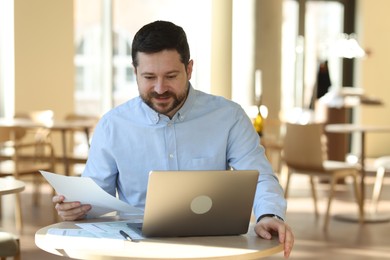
[254,216,294,258]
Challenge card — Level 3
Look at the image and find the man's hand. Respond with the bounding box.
[254,216,294,258]
[53,195,92,221]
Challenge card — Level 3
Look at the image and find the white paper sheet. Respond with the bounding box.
[40,170,144,218]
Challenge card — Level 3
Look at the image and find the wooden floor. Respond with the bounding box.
[1,173,390,260]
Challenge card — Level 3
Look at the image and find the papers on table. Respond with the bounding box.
[76,219,145,241]
[40,170,144,218]
[47,219,145,241]
[45,227,126,250]
[47,228,98,238]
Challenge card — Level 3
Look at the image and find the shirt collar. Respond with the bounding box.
[142,82,196,125]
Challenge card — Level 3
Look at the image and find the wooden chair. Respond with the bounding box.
[0,232,20,260]
[63,113,99,175]
[370,156,390,214]
[261,118,285,173]
[281,122,363,230]
[0,126,56,231]
[14,110,54,143]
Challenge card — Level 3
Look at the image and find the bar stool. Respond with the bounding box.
[0,231,20,260]
[371,156,390,214]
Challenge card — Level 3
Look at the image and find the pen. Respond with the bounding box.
[119,230,133,241]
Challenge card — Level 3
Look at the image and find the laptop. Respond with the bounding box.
[131,170,259,237]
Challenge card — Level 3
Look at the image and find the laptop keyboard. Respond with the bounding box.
[126,222,143,236]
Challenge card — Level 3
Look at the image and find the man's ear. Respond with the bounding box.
[187,59,194,79]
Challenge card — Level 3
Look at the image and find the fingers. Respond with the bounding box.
[254,217,294,259]
[52,195,91,221]
[255,225,273,240]
[56,202,91,221]
[254,217,281,240]
[52,194,65,204]
[283,226,294,258]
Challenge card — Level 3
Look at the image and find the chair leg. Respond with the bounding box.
[371,166,385,214]
[324,176,337,231]
[14,193,23,233]
[33,175,41,206]
[14,237,21,260]
[282,167,291,198]
[309,176,319,217]
[352,174,364,224]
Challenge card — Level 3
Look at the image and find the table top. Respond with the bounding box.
[35,218,283,260]
[325,124,390,134]
[0,178,25,195]
[0,118,97,131]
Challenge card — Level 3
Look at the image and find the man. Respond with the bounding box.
[53,20,294,258]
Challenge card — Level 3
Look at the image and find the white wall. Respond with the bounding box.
[357,0,390,157]
[255,0,283,121]
[210,0,233,98]
[14,0,74,120]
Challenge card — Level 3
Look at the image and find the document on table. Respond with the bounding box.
[76,219,145,241]
[46,227,128,249]
[46,219,145,241]
[40,170,144,218]
[47,228,98,238]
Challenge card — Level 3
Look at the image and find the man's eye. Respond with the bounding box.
[167,75,177,79]
[144,76,155,80]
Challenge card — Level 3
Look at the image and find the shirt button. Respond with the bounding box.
[169,154,174,159]
[167,122,172,127]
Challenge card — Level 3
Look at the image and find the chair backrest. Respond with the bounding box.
[14,110,54,142]
[64,113,99,122]
[64,112,99,138]
[0,127,26,143]
[283,122,327,171]
[15,110,54,124]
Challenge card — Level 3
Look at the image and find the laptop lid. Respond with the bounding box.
[142,170,259,237]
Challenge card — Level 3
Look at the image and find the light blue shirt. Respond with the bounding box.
[83,84,287,220]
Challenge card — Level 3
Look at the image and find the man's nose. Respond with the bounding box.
[154,78,168,94]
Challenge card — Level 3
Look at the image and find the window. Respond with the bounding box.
[112,30,137,107]
[74,0,211,116]
[0,0,14,118]
[282,0,351,116]
[305,1,344,105]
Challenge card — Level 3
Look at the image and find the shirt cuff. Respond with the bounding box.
[257,214,284,222]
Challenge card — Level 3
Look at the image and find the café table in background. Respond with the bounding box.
[0,118,97,176]
[0,178,25,232]
[325,123,390,223]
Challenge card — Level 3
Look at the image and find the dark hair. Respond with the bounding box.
[131,20,190,68]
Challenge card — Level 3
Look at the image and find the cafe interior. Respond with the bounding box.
[0,0,389,259]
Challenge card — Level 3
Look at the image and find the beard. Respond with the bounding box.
[140,89,188,116]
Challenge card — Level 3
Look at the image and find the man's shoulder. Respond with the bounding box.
[194,89,242,112]
[195,89,239,106]
[107,96,141,115]
[99,96,143,124]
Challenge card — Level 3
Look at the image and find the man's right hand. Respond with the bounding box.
[53,195,92,221]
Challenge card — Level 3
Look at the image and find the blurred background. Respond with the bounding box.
[1,0,389,159]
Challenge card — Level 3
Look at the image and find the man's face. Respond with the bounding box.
[135,50,193,118]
